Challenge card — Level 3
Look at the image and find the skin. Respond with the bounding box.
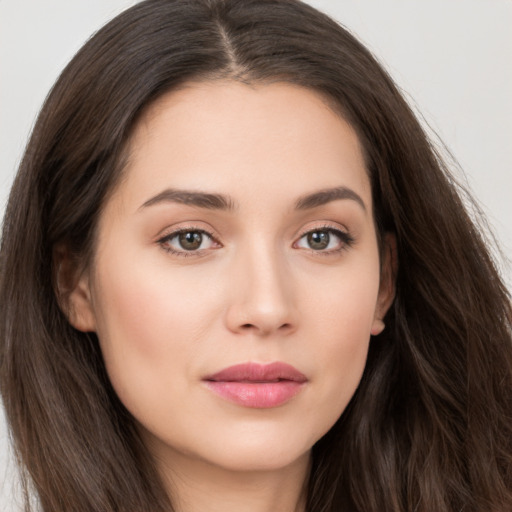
[66,81,395,512]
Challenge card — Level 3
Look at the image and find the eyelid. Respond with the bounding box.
[156,224,222,257]
[293,223,355,254]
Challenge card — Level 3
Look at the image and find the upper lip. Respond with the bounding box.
[204,362,307,383]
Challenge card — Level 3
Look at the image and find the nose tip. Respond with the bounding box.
[224,252,297,337]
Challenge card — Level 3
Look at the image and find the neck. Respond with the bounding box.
[154,448,311,512]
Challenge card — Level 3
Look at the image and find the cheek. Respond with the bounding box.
[303,255,380,424]
[94,253,217,347]
[90,253,222,407]
[305,248,381,344]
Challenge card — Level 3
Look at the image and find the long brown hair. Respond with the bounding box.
[1,1,511,511]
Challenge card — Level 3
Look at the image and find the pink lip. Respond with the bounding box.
[203,362,307,408]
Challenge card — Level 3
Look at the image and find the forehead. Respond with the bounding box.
[118,80,371,212]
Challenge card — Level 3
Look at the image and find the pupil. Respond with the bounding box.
[308,231,329,250]
[179,231,202,250]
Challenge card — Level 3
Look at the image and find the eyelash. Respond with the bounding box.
[158,227,219,257]
[296,224,355,256]
[157,224,355,258]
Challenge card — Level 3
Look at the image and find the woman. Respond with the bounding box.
[1,1,511,511]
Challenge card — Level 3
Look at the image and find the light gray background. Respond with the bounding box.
[1,1,511,510]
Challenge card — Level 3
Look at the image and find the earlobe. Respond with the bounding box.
[54,245,97,332]
[372,233,397,336]
[370,319,385,336]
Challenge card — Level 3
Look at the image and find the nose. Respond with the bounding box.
[224,243,298,337]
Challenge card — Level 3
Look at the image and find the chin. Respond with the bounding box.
[201,417,333,473]
[201,441,312,474]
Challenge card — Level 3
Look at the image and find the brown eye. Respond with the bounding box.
[178,231,203,251]
[159,229,218,255]
[295,227,354,253]
[307,231,330,250]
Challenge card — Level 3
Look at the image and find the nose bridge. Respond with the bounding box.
[225,234,297,336]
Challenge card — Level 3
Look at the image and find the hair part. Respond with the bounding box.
[1,1,511,511]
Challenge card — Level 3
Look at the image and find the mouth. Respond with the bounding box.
[203,362,307,408]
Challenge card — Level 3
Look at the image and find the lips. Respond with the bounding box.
[203,362,307,408]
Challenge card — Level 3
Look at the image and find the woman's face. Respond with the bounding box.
[69,81,393,474]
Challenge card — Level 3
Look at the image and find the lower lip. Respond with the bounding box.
[204,381,304,408]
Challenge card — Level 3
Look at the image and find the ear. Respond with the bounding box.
[53,244,97,332]
[371,233,397,336]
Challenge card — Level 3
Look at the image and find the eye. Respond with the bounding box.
[295,227,353,253]
[158,229,219,256]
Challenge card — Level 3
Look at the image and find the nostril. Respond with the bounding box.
[239,322,293,334]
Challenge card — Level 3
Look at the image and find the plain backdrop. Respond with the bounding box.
[1,1,511,510]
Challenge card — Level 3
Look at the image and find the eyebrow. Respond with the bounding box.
[294,186,366,212]
[139,186,366,212]
[140,189,236,211]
